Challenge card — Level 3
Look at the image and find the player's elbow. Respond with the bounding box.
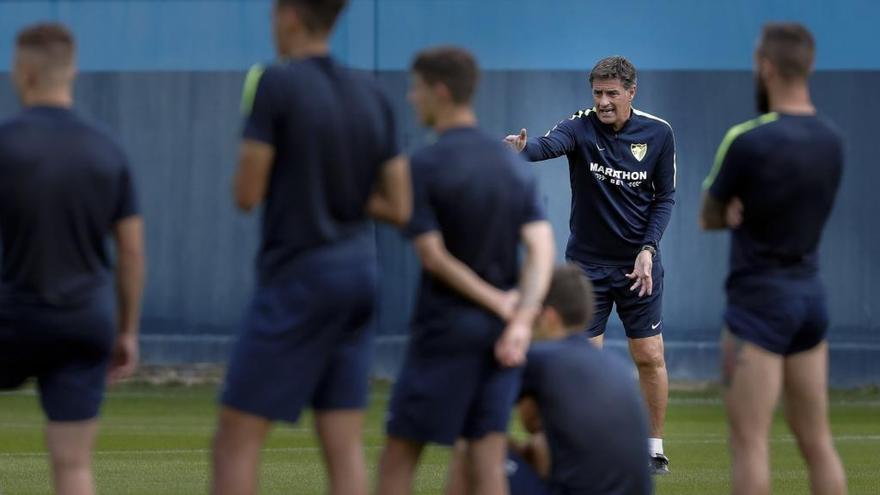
[234,189,261,212]
[420,253,445,275]
[369,191,412,227]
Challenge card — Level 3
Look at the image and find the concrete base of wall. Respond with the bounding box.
[141,327,880,388]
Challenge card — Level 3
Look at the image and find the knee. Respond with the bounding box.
[632,345,665,371]
[49,444,90,472]
[796,435,838,466]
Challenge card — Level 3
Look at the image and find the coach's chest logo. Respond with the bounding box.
[631,143,647,162]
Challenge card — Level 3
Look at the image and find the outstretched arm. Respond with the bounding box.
[505,116,580,162]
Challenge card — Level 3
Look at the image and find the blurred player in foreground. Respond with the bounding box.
[0,23,145,495]
[505,55,675,474]
[450,264,652,495]
[701,22,847,495]
[377,47,555,495]
[210,1,410,494]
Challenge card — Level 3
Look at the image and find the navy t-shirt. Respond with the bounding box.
[523,109,676,265]
[0,106,138,307]
[241,56,398,285]
[704,112,843,293]
[522,336,651,495]
[406,127,546,353]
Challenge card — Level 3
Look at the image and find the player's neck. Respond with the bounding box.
[23,89,73,109]
[280,36,331,59]
[433,106,477,133]
[769,82,815,115]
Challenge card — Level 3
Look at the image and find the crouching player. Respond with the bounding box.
[450,264,652,495]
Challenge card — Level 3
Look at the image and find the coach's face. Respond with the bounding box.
[592,78,635,130]
[408,73,437,127]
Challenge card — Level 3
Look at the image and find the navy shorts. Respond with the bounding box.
[726,276,828,356]
[221,243,378,422]
[507,450,549,495]
[387,331,522,446]
[569,258,664,339]
[0,295,115,422]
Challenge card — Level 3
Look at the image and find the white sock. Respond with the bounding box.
[648,438,664,456]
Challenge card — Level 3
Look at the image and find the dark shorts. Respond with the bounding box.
[726,276,828,356]
[0,295,115,422]
[221,243,378,422]
[507,449,550,495]
[387,343,522,446]
[568,258,664,339]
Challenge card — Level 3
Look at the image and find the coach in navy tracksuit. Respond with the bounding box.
[506,56,675,474]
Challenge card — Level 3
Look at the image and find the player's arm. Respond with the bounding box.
[110,215,145,382]
[234,141,274,212]
[641,129,677,247]
[700,128,747,230]
[505,117,579,162]
[496,220,555,367]
[508,397,551,479]
[628,129,677,297]
[367,155,411,226]
[234,64,277,212]
[413,232,515,319]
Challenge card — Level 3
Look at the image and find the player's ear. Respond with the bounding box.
[628,84,637,101]
[275,3,300,33]
[434,82,453,103]
[759,57,775,82]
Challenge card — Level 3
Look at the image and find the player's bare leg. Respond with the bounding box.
[445,440,469,495]
[45,420,98,495]
[629,333,668,471]
[589,333,605,349]
[722,329,783,495]
[211,406,272,495]
[315,410,368,495]
[465,433,508,495]
[783,342,847,495]
[377,436,424,495]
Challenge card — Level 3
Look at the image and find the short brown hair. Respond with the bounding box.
[543,264,594,331]
[277,0,348,33]
[589,56,637,89]
[758,23,815,81]
[412,46,479,104]
[16,23,75,66]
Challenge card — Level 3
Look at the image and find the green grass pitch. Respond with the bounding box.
[1,383,878,494]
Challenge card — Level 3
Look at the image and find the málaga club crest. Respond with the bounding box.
[631,143,647,162]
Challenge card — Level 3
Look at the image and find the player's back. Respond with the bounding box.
[729,114,843,279]
[244,57,397,285]
[408,127,543,350]
[522,336,651,495]
[0,106,134,307]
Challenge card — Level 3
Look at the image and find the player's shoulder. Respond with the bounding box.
[720,112,781,148]
[556,108,593,127]
[632,108,674,135]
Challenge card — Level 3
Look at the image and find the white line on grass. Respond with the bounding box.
[2,436,879,458]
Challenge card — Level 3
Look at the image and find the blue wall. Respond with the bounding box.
[1,1,878,385]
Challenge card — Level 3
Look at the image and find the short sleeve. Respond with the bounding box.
[519,349,542,398]
[704,132,747,202]
[521,173,547,225]
[112,164,139,222]
[241,65,277,145]
[403,156,439,239]
[378,90,400,164]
